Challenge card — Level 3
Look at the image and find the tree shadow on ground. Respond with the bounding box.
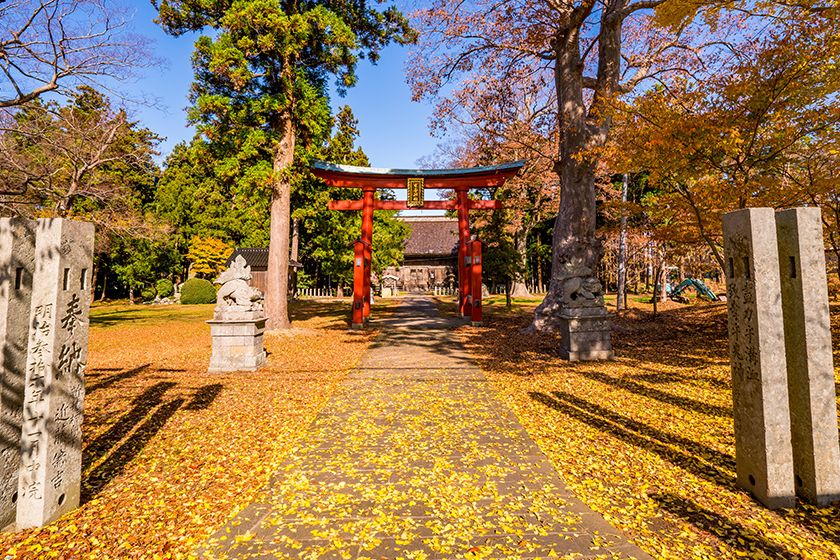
[81,379,224,503]
[289,299,350,328]
[363,298,474,363]
[86,363,152,394]
[530,391,735,489]
[575,369,732,418]
[651,492,800,559]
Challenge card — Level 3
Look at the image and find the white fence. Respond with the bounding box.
[487,284,548,295]
[296,284,549,298]
[296,287,340,298]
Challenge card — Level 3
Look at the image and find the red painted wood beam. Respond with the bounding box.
[314,172,519,190]
[328,199,502,211]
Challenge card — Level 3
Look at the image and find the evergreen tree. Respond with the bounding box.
[153,0,413,329]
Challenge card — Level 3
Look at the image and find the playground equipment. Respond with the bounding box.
[667,277,719,303]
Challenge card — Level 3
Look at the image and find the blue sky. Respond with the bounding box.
[126,1,440,169]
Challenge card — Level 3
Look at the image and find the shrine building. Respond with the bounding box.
[383,216,458,293]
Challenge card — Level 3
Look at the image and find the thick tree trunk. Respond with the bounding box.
[616,174,628,313]
[531,26,607,332]
[264,113,295,330]
[128,285,135,305]
[510,229,531,298]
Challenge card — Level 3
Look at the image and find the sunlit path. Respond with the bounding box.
[201,297,650,559]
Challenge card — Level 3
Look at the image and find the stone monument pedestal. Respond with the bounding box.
[558,308,614,361]
[207,315,267,373]
[723,208,795,509]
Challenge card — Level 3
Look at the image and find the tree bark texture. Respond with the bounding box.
[264,113,295,330]
[531,25,608,332]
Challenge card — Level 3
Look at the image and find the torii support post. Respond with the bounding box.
[457,188,471,317]
[470,239,483,325]
[351,239,367,329]
[361,188,374,322]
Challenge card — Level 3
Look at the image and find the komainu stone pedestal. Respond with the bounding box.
[208,255,267,373]
[776,208,840,506]
[722,208,795,509]
[558,309,614,361]
[208,317,267,373]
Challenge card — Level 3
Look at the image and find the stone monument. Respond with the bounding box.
[17,218,94,528]
[722,208,795,509]
[776,208,840,506]
[207,255,267,373]
[0,219,35,528]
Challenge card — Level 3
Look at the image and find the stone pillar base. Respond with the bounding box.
[558,309,614,361]
[207,318,267,373]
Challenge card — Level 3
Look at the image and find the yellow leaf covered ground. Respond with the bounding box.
[0,300,384,559]
[453,296,840,560]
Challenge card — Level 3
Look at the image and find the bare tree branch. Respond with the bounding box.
[0,0,150,108]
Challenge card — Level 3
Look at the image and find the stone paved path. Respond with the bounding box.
[201,297,652,560]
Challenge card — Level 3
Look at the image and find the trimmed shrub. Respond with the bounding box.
[140,286,157,302]
[180,278,216,304]
[156,278,175,298]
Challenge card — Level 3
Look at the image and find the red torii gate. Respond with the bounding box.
[312,159,524,329]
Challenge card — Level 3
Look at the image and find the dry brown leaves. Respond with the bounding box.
[0,300,380,559]
[456,296,840,560]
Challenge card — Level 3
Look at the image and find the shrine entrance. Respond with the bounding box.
[312,160,524,329]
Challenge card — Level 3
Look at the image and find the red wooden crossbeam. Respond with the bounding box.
[328,199,502,211]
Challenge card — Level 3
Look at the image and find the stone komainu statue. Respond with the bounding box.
[213,255,264,320]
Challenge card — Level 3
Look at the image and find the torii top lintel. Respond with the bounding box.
[310,159,525,190]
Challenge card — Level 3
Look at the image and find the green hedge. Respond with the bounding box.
[180,278,216,304]
[156,278,175,298]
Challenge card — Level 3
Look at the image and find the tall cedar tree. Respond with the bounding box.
[153,0,413,329]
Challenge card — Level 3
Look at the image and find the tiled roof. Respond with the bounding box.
[402,217,458,257]
[227,248,302,270]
